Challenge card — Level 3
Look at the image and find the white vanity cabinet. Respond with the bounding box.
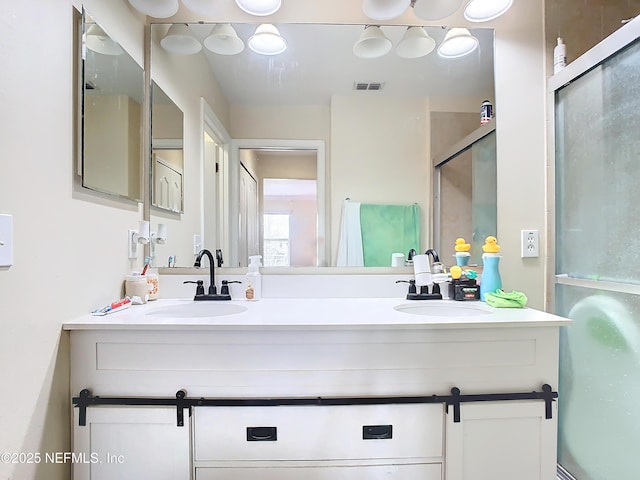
[65,298,569,480]
[193,404,444,480]
[72,406,190,480]
[446,401,557,480]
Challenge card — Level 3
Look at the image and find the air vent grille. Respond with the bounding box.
[353,82,385,91]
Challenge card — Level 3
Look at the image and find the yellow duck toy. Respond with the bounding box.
[482,236,501,253]
[454,238,471,252]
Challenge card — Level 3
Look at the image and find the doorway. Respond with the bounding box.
[229,139,326,267]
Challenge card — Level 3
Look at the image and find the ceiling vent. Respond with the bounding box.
[353,82,385,91]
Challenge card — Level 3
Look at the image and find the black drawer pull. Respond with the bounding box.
[362,424,393,440]
[246,426,277,441]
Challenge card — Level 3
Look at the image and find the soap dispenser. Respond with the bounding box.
[245,255,262,300]
[480,236,502,301]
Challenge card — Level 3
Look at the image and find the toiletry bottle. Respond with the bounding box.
[480,100,493,124]
[554,37,566,74]
[480,236,502,301]
[245,255,262,301]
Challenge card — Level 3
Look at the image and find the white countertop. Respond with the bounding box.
[63,298,571,331]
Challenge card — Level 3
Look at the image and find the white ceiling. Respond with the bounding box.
[177,23,495,106]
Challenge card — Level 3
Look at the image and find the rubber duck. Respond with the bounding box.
[482,236,501,253]
[450,265,463,280]
[454,238,471,252]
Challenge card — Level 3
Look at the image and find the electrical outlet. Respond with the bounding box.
[521,230,539,258]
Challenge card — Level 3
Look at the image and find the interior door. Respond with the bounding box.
[238,165,258,267]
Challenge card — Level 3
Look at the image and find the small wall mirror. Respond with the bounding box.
[81,10,143,201]
[151,81,184,213]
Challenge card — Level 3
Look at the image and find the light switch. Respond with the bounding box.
[0,214,14,267]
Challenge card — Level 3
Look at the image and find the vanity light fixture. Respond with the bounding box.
[248,24,287,55]
[395,26,435,58]
[85,24,124,56]
[235,0,281,16]
[437,27,479,58]
[160,23,202,55]
[353,25,393,59]
[127,0,179,18]
[362,0,411,21]
[463,0,513,22]
[412,0,464,21]
[204,24,245,55]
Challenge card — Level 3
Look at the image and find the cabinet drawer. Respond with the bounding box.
[196,463,442,480]
[194,404,443,461]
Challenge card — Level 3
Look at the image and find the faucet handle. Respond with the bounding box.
[220,280,241,295]
[396,279,417,294]
[183,280,205,296]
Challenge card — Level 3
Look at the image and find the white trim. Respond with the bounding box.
[200,98,232,258]
[555,274,640,297]
[230,139,327,268]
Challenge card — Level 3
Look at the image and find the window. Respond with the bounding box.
[263,213,290,267]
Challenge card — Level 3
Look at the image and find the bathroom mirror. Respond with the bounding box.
[151,81,184,213]
[81,11,144,201]
[150,22,494,267]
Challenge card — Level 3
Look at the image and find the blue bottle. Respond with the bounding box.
[480,253,502,301]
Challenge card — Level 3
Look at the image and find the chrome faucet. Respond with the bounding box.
[184,249,231,301]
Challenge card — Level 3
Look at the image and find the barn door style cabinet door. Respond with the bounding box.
[72,407,190,480]
[445,400,557,480]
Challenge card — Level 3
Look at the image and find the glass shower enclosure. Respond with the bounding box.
[550,17,640,480]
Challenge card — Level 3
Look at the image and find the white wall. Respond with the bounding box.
[0,0,145,478]
[331,95,431,261]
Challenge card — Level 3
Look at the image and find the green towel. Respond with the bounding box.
[360,203,420,267]
[484,289,528,308]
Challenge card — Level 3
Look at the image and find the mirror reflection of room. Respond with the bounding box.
[151,81,184,213]
[148,21,495,268]
[81,11,143,201]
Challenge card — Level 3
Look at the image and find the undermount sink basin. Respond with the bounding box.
[147,302,248,318]
[394,302,492,317]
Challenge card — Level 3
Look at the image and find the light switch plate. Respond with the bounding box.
[0,214,14,267]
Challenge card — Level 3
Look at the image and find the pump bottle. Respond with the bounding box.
[554,37,566,74]
[245,255,262,300]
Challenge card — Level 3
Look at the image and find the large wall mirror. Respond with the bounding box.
[81,10,143,201]
[149,21,495,268]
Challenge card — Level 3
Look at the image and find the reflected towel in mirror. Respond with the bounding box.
[336,199,364,267]
[336,199,420,267]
